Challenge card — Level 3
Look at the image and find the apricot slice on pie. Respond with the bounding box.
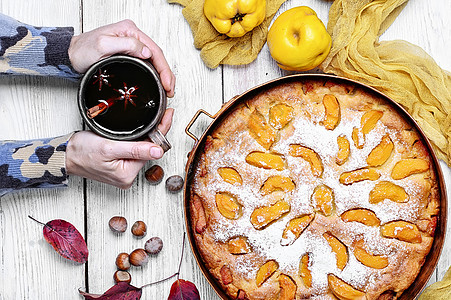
[366,134,394,167]
[323,232,348,270]
[277,274,297,300]
[248,109,276,150]
[341,209,380,227]
[312,185,335,216]
[227,236,251,254]
[352,127,364,149]
[381,221,422,243]
[251,201,291,230]
[322,94,341,130]
[269,103,294,130]
[261,175,295,196]
[281,214,314,246]
[215,192,242,220]
[353,240,388,269]
[218,167,242,185]
[220,265,233,285]
[391,158,429,180]
[193,194,207,234]
[361,110,383,135]
[299,253,312,288]
[256,260,279,287]
[369,181,408,204]
[328,274,366,300]
[336,135,350,165]
[246,152,285,171]
[289,145,323,177]
[339,168,380,185]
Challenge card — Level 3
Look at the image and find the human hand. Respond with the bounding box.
[65,108,174,189]
[68,19,175,97]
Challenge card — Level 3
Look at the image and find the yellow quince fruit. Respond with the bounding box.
[267,6,332,71]
[204,0,266,38]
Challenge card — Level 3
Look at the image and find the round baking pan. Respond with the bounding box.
[183,73,447,300]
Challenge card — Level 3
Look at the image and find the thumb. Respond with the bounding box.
[100,36,152,59]
[109,141,163,160]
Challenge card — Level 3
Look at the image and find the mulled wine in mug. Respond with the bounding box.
[78,55,171,151]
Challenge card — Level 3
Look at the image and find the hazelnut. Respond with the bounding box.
[145,237,163,255]
[109,216,127,233]
[115,252,131,271]
[131,221,147,238]
[113,270,131,284]
[145,165,164,184]
[129,248,149,266]
[166,175,184,193]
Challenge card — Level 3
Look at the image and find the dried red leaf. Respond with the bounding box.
[168,279,200,300]
[42,219,88,263]
[79,282,142,299]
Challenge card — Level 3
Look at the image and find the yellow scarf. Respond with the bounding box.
[322,0,451,165]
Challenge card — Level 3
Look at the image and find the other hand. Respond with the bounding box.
[68,19,175,97]
[65,108,174,189]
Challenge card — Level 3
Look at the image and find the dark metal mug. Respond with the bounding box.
[77,55,171,152]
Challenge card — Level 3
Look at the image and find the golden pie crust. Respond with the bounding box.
[189,79,439,300]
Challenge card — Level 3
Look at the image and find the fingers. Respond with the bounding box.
[108,140,164,161]
[158,108,174,135]
[97,35,152,60]
[135,30,176,97]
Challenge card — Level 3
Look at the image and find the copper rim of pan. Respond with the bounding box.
[183,73,447,300]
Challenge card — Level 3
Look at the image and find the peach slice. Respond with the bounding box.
[328,274,366,300]
[215,192,242,220]
[193,194,207,234]
[256,260,279,287]
[281,214,315,246]
[251,201,291,230]
[391,159,429,180]
[352,127,364,149]
[366,134,394,167]
[369,181,408,204]
[299,253,312,288]
[218,167,242,185]
[353,240,388,269]
[269,103,294,130]
[248,109,276,150]
[261,175,295,196]
[220,265,233,285]
[278,274,297,300]
[339,168,380,185]
[312,185,334,216]
[237,290,247,300]
[381,221,422,243]
[227,236,251,254]
[323,232,348,270]
[361,110,383,135]
[336,135,350,165]
[289,145,323,177]
[322,94,341,130]
[245,152,285,171]
[341,209,380,227]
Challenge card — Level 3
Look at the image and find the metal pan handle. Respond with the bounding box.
[185,109,215,144]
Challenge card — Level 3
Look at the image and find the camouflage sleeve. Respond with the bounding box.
[0,133,74,197]
[0,13,79,79]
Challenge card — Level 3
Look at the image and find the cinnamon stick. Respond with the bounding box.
[86,98,117,119]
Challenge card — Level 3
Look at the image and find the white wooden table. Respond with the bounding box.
[0,0,449,299]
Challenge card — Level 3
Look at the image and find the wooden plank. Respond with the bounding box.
[0,1,84,299]
[81,0,222,298]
